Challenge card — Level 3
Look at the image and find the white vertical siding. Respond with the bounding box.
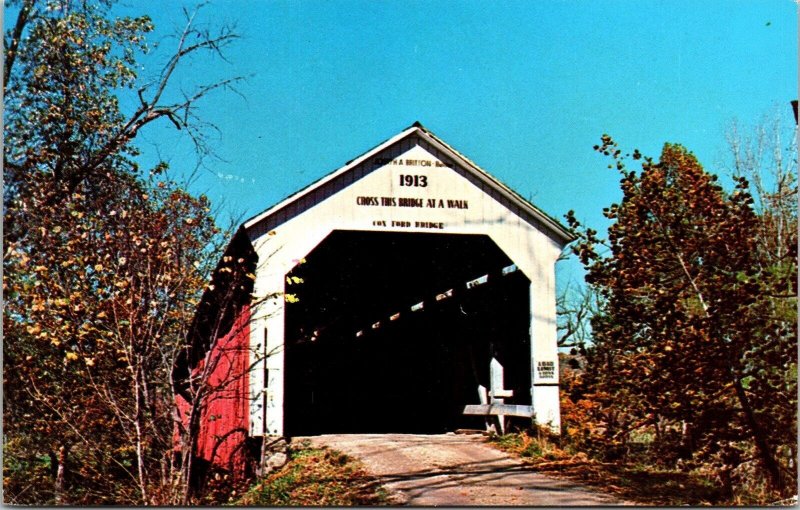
[246,139,567,437]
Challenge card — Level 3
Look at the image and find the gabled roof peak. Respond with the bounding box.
[243,124,575,245]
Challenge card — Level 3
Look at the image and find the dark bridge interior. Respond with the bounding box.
[284,230,531,436]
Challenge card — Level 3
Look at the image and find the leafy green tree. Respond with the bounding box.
[566,136,796,496]
[4,171,220,504]
[3,0,242,504]
[722,113,798,491]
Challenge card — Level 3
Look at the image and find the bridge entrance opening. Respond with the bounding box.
[284,230,531,436]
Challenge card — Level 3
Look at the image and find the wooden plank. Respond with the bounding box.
[477,385,488,405]
[463,404,534,418]
[489,357,508,433]
[490,389,514,398]
[489,358,504,403]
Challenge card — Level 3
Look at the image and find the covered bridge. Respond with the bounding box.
[175,122,574,475]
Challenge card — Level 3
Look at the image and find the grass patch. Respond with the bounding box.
[490,430,567,461]
[233,444,389,506]
[489,432,726,506]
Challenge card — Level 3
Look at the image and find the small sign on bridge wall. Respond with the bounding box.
[537,360,555,380]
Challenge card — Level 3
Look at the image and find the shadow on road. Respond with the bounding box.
[299,434,626,506]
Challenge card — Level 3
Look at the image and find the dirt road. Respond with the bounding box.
[298,433,628,506]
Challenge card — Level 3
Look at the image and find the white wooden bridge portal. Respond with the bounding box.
[195,122,573,445]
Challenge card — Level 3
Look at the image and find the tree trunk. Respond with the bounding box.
[134,362,150,505]
[678,420,695,459]
[54,445,68,505]
[732,377,783,492]
[718,464,734,501]
[716,333,784,493]
[180,397,203,506]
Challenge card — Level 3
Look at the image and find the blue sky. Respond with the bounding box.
[12,1,799,284]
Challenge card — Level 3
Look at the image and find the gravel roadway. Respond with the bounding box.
[297,433,629,506]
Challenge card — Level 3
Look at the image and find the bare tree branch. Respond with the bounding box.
[3,0,36,91]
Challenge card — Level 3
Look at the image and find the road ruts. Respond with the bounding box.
[297,433,630,506]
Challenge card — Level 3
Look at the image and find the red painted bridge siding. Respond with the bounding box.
[177,304,251,476]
